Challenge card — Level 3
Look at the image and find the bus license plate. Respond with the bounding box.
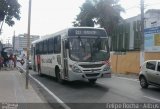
[103,73,111,78]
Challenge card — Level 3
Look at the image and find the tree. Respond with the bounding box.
[0,0,21,34]
[73,0,124,36]
[73,0,96,27]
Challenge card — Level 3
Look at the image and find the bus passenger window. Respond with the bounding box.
[43,40,48,54]
[39,42,43,54]
[36,43,39,54]
[48,38,54,53]
[54,36,61,53]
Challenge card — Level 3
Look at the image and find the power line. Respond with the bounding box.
[144,1,160,6]
[123,2,160,11]
[125,5,139,11]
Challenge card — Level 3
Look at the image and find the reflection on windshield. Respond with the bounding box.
[69,37,109,62]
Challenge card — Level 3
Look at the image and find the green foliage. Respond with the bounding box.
[73,0,96,27]
[0,0,21,26]
[73,0,124,36]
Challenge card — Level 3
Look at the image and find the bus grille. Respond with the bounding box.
[85,73,100,77]
[83,69,101,72]
[79,64,104,68]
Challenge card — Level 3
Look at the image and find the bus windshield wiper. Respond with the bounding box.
[78,36,86,51]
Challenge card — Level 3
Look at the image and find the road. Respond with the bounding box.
[29,70,160,106]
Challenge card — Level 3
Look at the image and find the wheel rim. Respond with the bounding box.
[57,73,61,82]
[140,78,146,87]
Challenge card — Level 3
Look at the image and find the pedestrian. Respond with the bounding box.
[13,55,17,68]
[3,54,8,68]
[37,55,41,73]
[0,55,4,70]
[9,54,14,69]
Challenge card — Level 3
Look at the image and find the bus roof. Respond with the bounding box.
[32,27,106,44]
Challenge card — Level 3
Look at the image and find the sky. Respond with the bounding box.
[1,0,160,44]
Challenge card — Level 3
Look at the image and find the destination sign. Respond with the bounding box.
[68,28,107,36]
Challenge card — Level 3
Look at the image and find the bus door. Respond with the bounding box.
[62,39,68,79]
[31,45,36,71]
[33,47,36,71]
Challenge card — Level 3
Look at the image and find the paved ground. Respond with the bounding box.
[16,59,160,109]
[28,70,160,109]
[0,68,52,109]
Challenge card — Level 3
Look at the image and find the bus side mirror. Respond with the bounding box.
[65,40,69,49]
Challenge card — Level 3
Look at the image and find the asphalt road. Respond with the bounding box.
[29,70,160,105]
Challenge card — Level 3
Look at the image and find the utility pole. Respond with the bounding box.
[26,0,32,89]
[0,20,4,35]
[7,38,10,47]
[13,31,15,54]
[141,0,144,51]
[140,0,145,65]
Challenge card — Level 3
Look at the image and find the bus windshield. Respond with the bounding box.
[69,36,110,62]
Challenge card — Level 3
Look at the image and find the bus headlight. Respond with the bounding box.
[103,66,110,71]
[72,66,82,73]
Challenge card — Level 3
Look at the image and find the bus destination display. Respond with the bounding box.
[68,28,106,36]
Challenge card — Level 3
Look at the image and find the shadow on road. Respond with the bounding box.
[140,86,160,99]
[141,86,160,92]
[32,73,109,92]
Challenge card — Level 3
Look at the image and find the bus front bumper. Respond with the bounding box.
[67,70,111,81]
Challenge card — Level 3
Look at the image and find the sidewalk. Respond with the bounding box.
[0,68,45,103]
[112,72,139,80]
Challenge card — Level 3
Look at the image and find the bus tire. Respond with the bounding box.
[88,79,97,84]
[55,67,64,84]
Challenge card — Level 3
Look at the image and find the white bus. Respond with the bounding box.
[31,27,111,84]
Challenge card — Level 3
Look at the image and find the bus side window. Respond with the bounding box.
[36,44,37,54]
[54,35,61,53]
[48,38,54,53]
[39,41,43,54]
[43,40,48,54]
[36,43,39,54]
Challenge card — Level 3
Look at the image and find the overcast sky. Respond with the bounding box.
[1,0,160,44]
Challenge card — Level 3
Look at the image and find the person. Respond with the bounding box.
[0,55,4,70]
[3,54,8,68]
[37,55,41,73]
[8,54,14,69]
[13,55,17,68]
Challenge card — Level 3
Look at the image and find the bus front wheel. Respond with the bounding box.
[55,68,64,84]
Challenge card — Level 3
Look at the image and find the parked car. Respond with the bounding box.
[139,60,160,88]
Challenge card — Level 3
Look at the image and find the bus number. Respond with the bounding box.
[75,30,82,35]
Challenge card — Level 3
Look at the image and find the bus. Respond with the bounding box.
[31,27,111,84]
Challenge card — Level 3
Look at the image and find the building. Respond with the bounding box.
[3,43,12,48]
[144,9,160,28]
[111,9,160,74]
[13,34,40,54]
[124,9,160,50]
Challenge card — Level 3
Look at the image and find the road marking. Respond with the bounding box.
[29,74,71,109]
[113,76,139,82]
[144,96,160,102]
[17,66,70,109]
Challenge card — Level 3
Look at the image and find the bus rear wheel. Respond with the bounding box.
[88,79,97,84]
